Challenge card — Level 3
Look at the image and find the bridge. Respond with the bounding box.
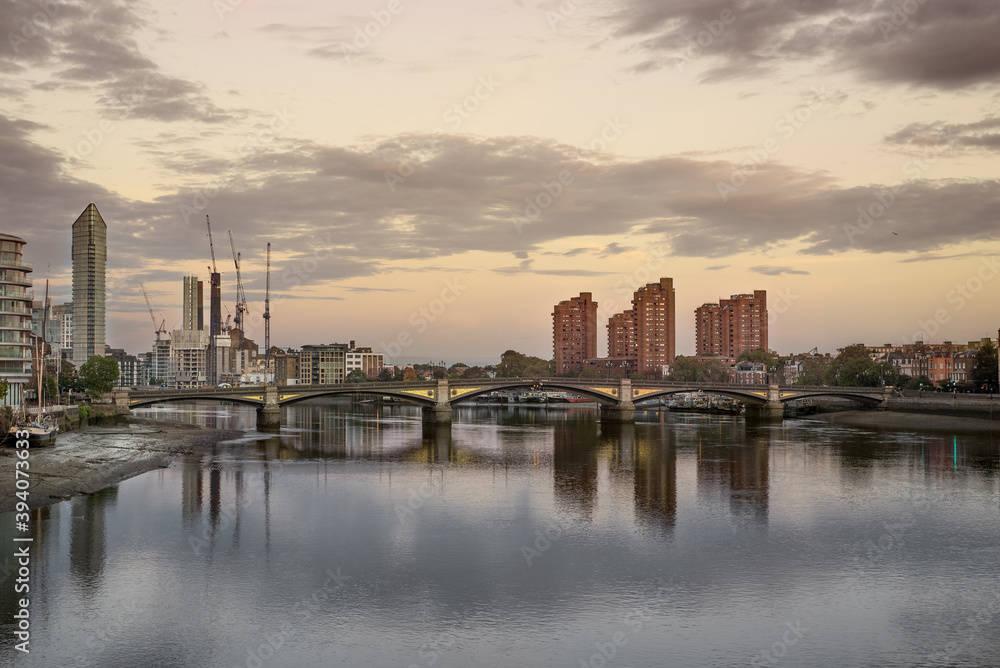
[123,378,893,430]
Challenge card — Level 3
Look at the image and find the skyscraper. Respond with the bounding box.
[552,292,598,375]
[182,276,204,331]
[72,203,107,369]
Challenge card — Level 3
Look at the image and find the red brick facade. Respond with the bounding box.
[553,292,599,374]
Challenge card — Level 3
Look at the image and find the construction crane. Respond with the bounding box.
[229,230,249,349]
[139,282,168,340]
[206,215,218,275]
[264,242,271,383]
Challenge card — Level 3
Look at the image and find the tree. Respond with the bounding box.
[497,350,526,377]
[403,367,418,381]
[737,349,780,371]
[377,367,394,382]
[462,366,487,379]
[42,374,58,405]
[669,356,700,382]
[821,345,898,387]
[497,350,552,377]
[346,370,369,383]
[668,356,725,382]
[697,359,728,383]
[0,378,7,403]
[795,357,830,385]
[58,361,83,392]
[973,341,998,392]
[79,355,120,397]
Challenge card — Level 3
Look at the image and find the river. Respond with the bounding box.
[2,400,999,667]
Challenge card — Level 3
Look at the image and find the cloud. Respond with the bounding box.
[7,120,1000,296]
[749,265,810,276]
[885,115,1000,153]
[597,242,632,257]
[1,0,231,123]
[610,0,1000,89]
[705,265,730,271]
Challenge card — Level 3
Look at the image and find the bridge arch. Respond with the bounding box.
[778,390,883,406]
[630,387,772,405]
[447,380,625,406]
[129,395,266,409]
[277,387,437,408]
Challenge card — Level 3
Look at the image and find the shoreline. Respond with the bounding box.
[0,418,245,512]
[804,409,1000,434]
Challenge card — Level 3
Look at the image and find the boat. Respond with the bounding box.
[4,331,58,447]
[5,415,58,447]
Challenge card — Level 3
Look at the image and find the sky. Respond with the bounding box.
[2,0,999,364]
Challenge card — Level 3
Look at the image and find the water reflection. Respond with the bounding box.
[696,421,770,523]
[70,487,117,591]
[553,420,599,516]
[2,401,998,667]
[630,425,678,532]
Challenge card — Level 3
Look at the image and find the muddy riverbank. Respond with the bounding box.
[0,418,244,512]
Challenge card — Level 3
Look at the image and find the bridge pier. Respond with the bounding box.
[422,380,453,425]
[744,401,784,420]
[744,385,783,421]
[599,379,635,423]
[257,386,281,432]
[422,405,453,425]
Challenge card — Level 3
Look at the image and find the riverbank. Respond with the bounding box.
[0,418,244,511]
[807,409,1000,434]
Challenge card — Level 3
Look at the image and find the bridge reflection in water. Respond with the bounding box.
[135,401,779,539]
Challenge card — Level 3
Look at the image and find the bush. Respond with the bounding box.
[0,406,13,434]
[78,405,92,423]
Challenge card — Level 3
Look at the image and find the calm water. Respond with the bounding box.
[2,401,999,667]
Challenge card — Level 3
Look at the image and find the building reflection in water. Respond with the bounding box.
[628,424,678,533]
[182,463,204,529]
[0,505,56,632]
[70,487,117,592]
[552,419,600,517]
[696,420,770,524]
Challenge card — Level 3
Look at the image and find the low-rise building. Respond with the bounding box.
[346,341,384,378]
[299,343,347,385]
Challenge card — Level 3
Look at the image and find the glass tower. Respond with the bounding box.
[71,203,107,369]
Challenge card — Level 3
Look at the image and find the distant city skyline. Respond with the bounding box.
[4,1,999,360]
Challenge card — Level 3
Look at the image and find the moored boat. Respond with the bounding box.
[4,415,58,447]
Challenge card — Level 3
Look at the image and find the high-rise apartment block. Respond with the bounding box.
[695,290,768,358]
[552,292,599,374]
[608,310,637,359]
[71,203,107,368]
[0,234,33,407]
[633,277,676,370]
